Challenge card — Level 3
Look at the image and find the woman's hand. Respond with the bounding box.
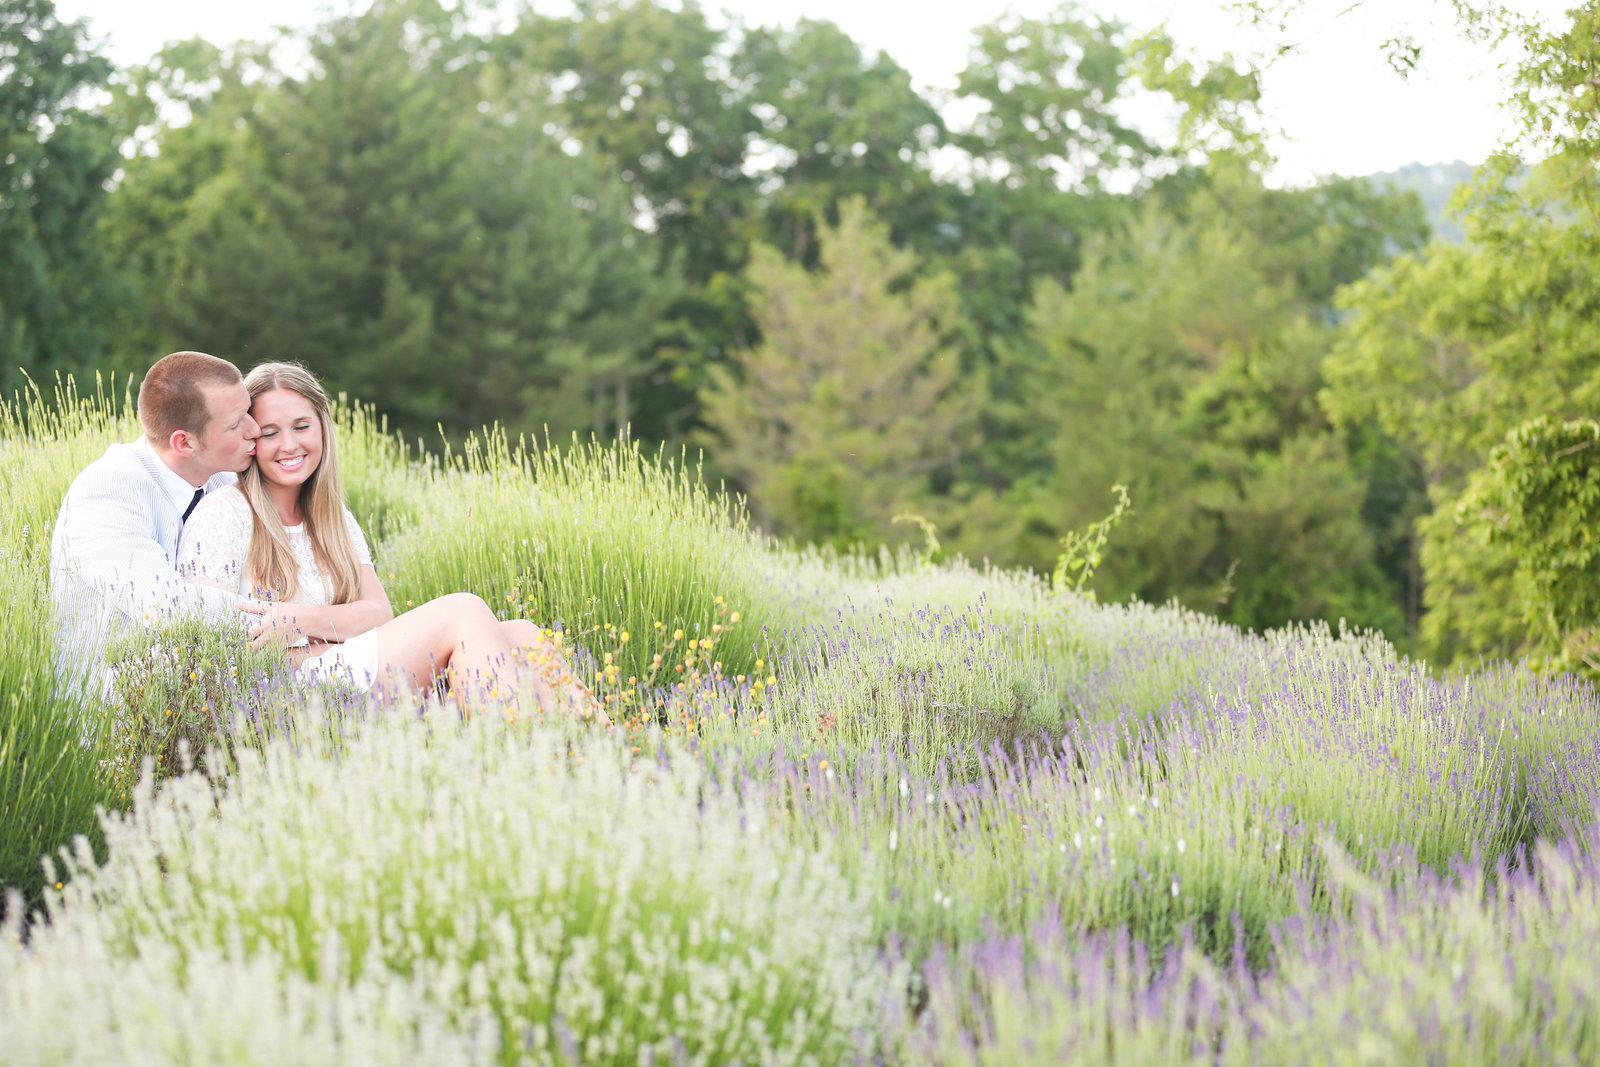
[240,599,309,650]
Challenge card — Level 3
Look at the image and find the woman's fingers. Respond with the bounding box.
[239,598,268,615]
[246,608,299,648]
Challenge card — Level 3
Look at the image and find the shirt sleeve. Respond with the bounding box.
[52,465,243,629]
[177,488,254,593]
[342,505,373,567]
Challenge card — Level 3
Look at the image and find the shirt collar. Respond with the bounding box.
[132,435,204,513]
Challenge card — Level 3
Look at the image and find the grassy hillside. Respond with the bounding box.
[2,383,1599,1063]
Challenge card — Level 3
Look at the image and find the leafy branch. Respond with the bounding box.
[1052,485,1132,598]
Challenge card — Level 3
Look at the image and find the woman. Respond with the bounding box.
[178,362,600,719]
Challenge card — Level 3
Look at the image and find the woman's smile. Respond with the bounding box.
[251,387,325,496]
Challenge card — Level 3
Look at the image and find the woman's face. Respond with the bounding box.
[251,387,323,493]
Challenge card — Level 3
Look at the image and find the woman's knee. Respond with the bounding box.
[501,619,541,648]
[433,591,494,618]
[425,592,500,634]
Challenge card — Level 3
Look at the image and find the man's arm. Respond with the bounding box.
[52,465,242,628]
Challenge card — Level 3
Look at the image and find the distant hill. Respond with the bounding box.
[1363,161,1479,244]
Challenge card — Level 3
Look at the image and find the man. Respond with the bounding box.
[50,351,285,692]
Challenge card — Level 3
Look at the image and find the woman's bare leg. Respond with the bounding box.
[365,593,607,722]
[369,592,518,706]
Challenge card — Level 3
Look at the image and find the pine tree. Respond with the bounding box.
[700,197,973,547]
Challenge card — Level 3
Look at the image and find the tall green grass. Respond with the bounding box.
[0,377,129,912]
[0,543,114,915]
[379,430,805,682]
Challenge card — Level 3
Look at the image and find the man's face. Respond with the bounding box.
[192,382,260,476]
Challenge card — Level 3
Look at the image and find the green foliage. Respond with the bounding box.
[0,0,124,391]
[1325,163,1600,662]
[1501,3,1600,191]
[961,172,1422,638]
[699,197,975,550]
[1051,485,1131,597]
[378,431,786,685]
[0,541,111,919]
[0,375,130,915]
[1129,29,1263,162]
[103,618,296,799]
[503,0,758,287]
[739,18,946,262]
[1455,416,1600,671]
[105,0,676,440]
[9,0,1576,679]
[891,513,943,570]
[1304,2,1600,665]
[953,5,1155,194]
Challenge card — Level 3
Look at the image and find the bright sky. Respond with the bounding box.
[54,0,1575,185]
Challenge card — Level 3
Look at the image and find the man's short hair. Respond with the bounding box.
[137,351,243,444]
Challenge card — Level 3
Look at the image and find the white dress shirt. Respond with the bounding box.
[49,436,242,693]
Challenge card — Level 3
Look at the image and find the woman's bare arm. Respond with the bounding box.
[245,565,395,648]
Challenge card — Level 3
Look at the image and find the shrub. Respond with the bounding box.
[891,829,1600,1065]
[0,544,114,917]
[18,708,886,1064]
[379,432,796,685]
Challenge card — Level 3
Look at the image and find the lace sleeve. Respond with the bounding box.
[177,487,254,594]
[342,505,374,567]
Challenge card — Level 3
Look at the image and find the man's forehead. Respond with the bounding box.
[201,381,250,412]
[201,379,251,422]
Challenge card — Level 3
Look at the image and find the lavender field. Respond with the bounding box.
[3,384,1599,1064]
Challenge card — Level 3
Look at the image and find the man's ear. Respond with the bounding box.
[168,428,198,457]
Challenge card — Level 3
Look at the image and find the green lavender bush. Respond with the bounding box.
[9,706,885,1065]
[379,431,800,683]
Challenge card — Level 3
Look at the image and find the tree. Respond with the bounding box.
[1304,2,1600,665]
[497,0,758,287]
[940,5,1154,319]
[106,0,676,439]
[953,170,1424,637]
[955,5,1155,194]
[1323,200,1600,661]
[698,197,973,547]
[1451,416,1600,672]
[737,18,946,261]
[0,0,122,392]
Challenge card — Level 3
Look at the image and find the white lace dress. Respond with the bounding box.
[176,486,381,690]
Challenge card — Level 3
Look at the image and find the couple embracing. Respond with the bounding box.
[50,350,601,719]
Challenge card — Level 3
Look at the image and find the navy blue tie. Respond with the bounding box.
[181,488,204,523]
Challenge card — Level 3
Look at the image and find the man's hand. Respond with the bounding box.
[240,599,308,650]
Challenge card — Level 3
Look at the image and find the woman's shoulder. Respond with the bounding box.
[176,483,252,579]
[189,484,251,522]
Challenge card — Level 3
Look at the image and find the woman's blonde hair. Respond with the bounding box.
[239,362,363,605]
